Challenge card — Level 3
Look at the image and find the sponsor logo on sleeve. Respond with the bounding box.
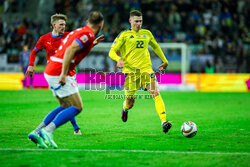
[80,35,88,43]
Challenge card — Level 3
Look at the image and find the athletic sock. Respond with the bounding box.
[43,106,65,125]
[34,122,46,133]
[153,95,166,123]
[33,106,65,133]
[45,122,56,133]
[52,106,82,128]
[123,100,129,111]
[70,117,80,131]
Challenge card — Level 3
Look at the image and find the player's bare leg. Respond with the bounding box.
[126,97,135,109]
[28,95,72,148]
[56,96,82,135]
[122,96,135,122]
[146,82,172,133]
[28,96,69,147]
[56,96,70,108]
[47,93,83,133]
[40,92,83,148]
[62,92,83,110]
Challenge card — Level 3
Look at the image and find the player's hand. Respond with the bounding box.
[158,62,168,70]
[117,59,124,68]
[59,74,67,86]
[25,66,34,76]
[93,34,104,46]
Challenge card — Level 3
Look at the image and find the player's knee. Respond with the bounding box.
[60,102,70,108]
[74,105,83,111]
[58,99,70,108]
[79,105,83,111]
[70,99,83,111]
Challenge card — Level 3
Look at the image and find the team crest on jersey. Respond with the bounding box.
[143,34,146,38]
[89,33,92,37]
[130,35,134,38]
[80,35,88,43]
[113,40,117,45]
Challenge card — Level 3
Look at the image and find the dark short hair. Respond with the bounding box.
[130,10,142,17]
[88,11,104,25]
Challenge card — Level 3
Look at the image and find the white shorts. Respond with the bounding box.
[44,73,79,98]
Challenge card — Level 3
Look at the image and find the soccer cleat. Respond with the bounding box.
[28,131,48,149]
[162,121,172,133]
[74,128,82,135]
[39,129,58,149]
[121,107,128,122]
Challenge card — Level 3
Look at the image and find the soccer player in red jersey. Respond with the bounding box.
[26,14,69,76]
[26,14,82,136]
[28,11,104,149]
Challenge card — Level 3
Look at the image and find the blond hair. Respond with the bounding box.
[50,13,67,25]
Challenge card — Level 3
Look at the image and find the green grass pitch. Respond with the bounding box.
[0,90,249,166]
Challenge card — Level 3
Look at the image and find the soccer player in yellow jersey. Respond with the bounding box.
[109,10,172,133]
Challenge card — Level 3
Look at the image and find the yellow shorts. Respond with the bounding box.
[124,72,157,97]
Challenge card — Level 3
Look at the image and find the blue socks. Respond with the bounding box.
[43,106,65,125]
[43,106,80,130]
[70,117,80,131]
[52,106,82,128]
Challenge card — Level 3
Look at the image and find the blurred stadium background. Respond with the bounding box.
[0,1,250,166]
[0,0,249,91]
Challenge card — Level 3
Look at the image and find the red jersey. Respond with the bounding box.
[44,26,95,76]
[28,32,69,66]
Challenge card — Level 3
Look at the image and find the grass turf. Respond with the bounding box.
[0,90,249,166]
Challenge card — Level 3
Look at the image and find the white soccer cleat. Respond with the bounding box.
[74,129,82,135]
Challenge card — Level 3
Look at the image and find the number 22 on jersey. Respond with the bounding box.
[136,41,144,48]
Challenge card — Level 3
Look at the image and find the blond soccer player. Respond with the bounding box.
[109,10,172,133]
[26,14,82,135]
[28,11,104,148]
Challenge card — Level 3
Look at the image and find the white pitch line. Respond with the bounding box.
[0,148,249,155]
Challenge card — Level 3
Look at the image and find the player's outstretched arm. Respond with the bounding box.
[59,41,81,85]
[93,34,104,47]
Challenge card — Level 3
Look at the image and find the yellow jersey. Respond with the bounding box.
[109,28,168,73]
